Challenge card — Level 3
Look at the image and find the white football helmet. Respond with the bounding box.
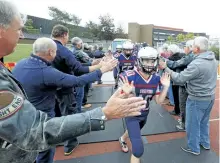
[122,42,134,56]
[137,47,159,74]
[116,44,122,49]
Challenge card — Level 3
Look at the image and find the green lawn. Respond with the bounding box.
[4,44,33,62]
[4,44,73,63]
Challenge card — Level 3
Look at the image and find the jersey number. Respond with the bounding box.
[121,65,134,71]
[139,94,153,109]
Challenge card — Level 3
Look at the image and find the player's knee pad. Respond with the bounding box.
[131,139,144,158]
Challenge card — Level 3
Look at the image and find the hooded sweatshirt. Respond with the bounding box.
[165,51,218,101]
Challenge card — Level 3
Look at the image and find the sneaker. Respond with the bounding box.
[64,140,79,156]
[177,118,182,123]
[82,104,92,108]
[114,84,118,89]
[200,144,210,150]
[176,123,186,131]
[119,137,129,153]
[97,81,103,84]
[181,146,200,155]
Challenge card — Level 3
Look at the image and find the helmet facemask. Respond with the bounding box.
[123,49,133,57]
[138,57,158,74]
[116,48,122,53]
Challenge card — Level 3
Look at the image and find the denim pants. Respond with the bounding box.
[75,86,84,113]
[168,83,174,105]
[185,98,214,153]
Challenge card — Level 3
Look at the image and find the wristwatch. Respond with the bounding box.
[101,115,108,121]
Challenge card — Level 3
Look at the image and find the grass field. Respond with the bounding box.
[4,43,107,63]
[4,44,33,62]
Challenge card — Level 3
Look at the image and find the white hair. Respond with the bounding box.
[168,44,180,54]
[71,37,82,45]
[33,37,57,55]
[0,0,20,28]
[185,40,194,50]
[193,36,209,51]
[162,43,169,50]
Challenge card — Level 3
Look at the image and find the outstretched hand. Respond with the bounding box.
[102,88,146,120]
[120,76,134,95]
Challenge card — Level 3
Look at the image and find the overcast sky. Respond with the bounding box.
[9,0,220,38]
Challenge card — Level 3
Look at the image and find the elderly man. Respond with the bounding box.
[71,37,94,112]
[0,1,146,163]
[72,37,93,66]
[12,37,116,163]
[160,36,217,155]
[165,40,195,130]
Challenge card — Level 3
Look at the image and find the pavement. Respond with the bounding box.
[54,72,219,162]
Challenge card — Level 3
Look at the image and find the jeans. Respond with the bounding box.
[168,84,174,105]
[75,86,84,113]
[185,98,214,153]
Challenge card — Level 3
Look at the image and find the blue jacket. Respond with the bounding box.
[12,54,102,114]
[93,50,105,58]
[52,40,91,94]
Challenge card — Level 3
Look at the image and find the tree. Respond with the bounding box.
[85,21,100,40]
[48,6,71,24]
[24,19,34,29]
[209,46,219,60]
[185,33,194,40]
[23,18,40,34]
[167,35,174,42]
[114,24,127,38]
[176,33,185,42]
[69,14,82,26]
[98,13,115,41]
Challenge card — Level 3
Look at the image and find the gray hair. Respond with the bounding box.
[168,44,180,54]
[185,40,194,50]
[33,37,57,55]
[51,24,69,38]
[0,0,20,28]
[88,45,93,50]
[83,43,89,49]
[71,37,82,45]
[193,36,208,51]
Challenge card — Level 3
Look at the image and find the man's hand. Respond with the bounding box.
[159,59,167,70]
[120,76,134,95]
[102,88,146,120]
[100,58,118,73]
[92,59,101,66]
[104,52,113,60]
